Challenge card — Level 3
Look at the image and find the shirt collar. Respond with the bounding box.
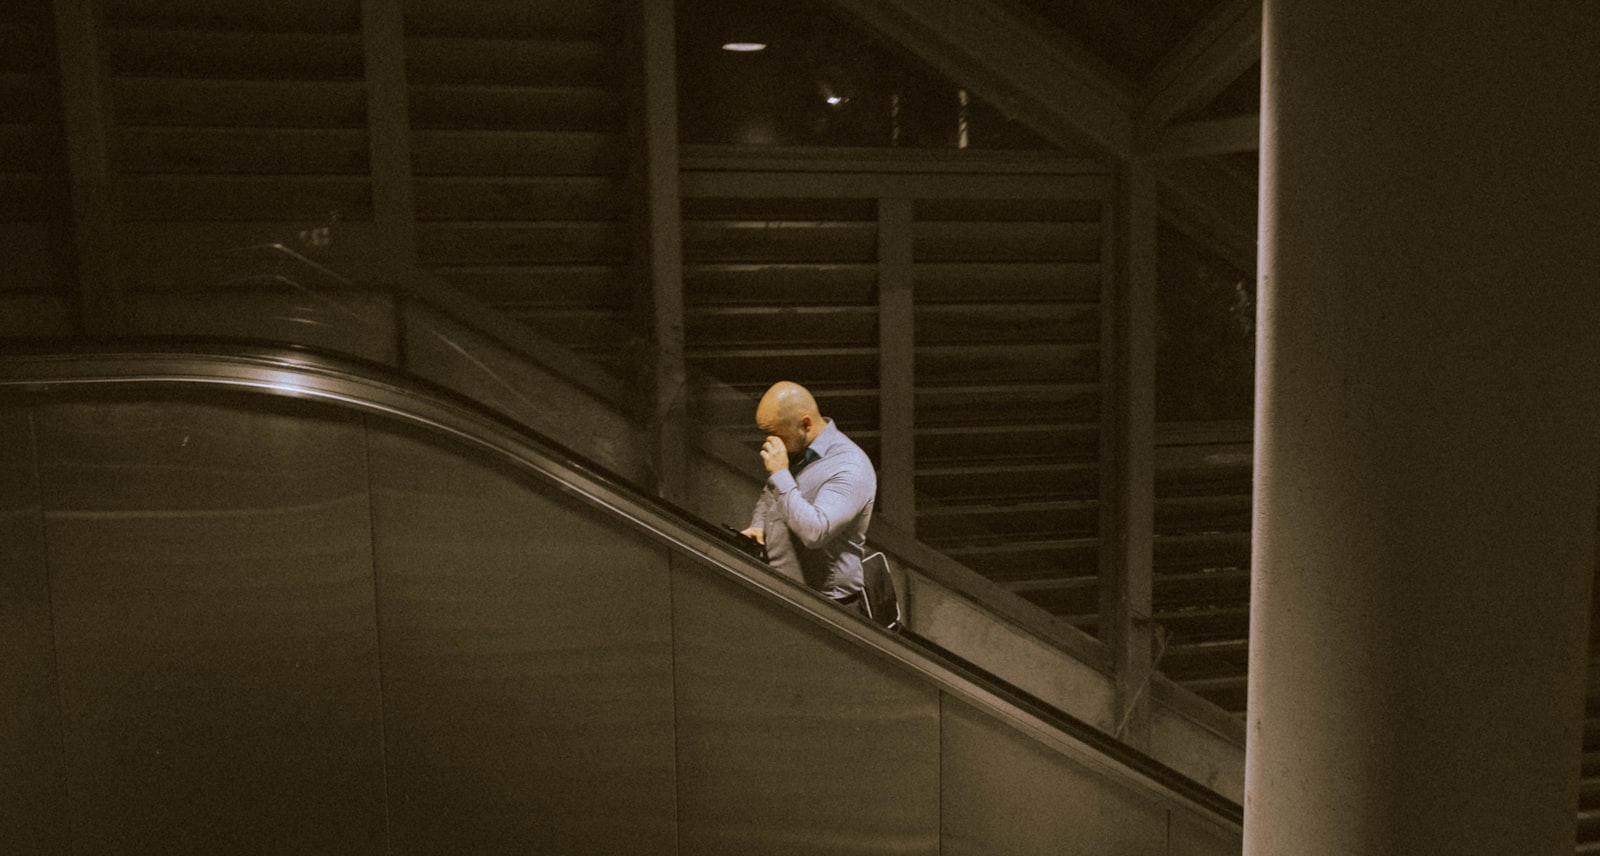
[806,418,842,457]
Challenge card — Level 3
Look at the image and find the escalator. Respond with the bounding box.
[0,346,1239,855]
[4,0,1252,828]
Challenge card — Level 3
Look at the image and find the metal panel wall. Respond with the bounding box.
[0,406,69,854]
[671,554,943,855]
[1171,807,1244,856]
[33,394,388,856]
[366,421,679,855]
[939,695,1170,855]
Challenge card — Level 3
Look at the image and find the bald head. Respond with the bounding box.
[755,381,823,453]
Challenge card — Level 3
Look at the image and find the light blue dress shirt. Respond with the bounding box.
[748,419,876,600]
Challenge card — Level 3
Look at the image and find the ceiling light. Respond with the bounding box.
[721,42,767,52]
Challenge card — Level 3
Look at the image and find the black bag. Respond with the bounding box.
[860,551,902,632]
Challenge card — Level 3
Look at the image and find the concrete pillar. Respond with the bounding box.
[1247,3,1600,855]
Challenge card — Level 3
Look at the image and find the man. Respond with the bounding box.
[740,381,876,607]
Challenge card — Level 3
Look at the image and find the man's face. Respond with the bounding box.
[756,408,809,454]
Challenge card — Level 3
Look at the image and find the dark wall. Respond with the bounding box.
[0,386,1240,855]
[368,419,678,853]
[25,394,387,853]
[0,407,69,852]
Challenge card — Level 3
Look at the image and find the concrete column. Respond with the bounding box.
[1247,3,1600,856]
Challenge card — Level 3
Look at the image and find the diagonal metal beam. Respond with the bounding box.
[1139,0,1262,133]
[828,0,1260,281]
[1155,158,1259,276]
[1148,113,1261,160]
[830,0,1137,161]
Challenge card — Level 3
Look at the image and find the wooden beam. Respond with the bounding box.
[53,0,121,336]
[1100,162,1158,748]
[681,145,1107,176]
[1148,113,1260,160]
[830,0,1136,161]
[361,0,419,279]
[877,198,916,535]
[682,170,1113,201]
[1139,0,1261,134]
[639,0,688,503]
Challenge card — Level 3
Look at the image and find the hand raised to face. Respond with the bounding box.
[760,435,788,475]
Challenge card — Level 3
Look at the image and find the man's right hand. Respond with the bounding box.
[739,526,765,545]
[759,435,788,475]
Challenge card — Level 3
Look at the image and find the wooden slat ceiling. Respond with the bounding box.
[103,0,370,297]
[404,0,636,376]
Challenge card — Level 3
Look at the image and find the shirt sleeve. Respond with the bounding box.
[748,485,774,529]
[767,460,872,549]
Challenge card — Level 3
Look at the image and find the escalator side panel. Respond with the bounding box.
[939,694,1170,855]
[0,406,70,855]
[0,364,1242,855]
[368,421,679,855]
[1171,805,1247,856]
[33,395,389,856]
[671,550,942,855]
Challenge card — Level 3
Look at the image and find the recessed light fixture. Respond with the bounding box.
[721,42,767,52]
